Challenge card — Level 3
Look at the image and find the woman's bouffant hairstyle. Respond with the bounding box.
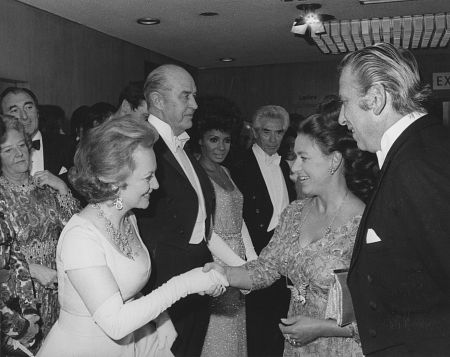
[299,105,378,202]
[189,95,243,159]
[0,114,32,150]
[69,115,158,203]
[0,115,32,173]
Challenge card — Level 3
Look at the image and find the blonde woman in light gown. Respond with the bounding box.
[37,116,228,357]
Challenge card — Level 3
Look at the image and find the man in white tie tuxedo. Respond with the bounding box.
[135,64,216,356]
[339,43,450,356]
[231,105,296,357]
[0,87,74,179]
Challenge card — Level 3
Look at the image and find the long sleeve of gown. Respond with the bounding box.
[0,212,38,340]
[55,189,80,224]
[244,203,296,290]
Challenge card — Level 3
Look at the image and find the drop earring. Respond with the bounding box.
[113,197,123,210]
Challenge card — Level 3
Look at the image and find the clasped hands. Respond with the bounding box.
[201,262,229,297]
[279,315,326,348]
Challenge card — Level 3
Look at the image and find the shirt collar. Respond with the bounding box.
[252,143,281,166]
[32,130,42,141]
[148,114,190,152]
[376,111,426,168]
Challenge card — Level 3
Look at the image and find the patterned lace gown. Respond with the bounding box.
[246,198,363,357]
[201,178,247,357]
[0,178,79,337]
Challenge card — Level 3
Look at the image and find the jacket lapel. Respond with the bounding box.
[349,114,436,271]
[155,139,189,181]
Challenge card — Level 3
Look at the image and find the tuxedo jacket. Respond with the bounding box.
[231,149,296,254]
[135,138,215,289]
[42,133,75,176]
[347,115,450,355]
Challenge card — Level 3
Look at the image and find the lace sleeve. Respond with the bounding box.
[244,202,299,290]
[56,189,81,224]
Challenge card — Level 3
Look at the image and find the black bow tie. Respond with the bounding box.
[32,140,41,150]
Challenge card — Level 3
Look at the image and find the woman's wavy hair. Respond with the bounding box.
[0,115,32,173]
[69,115,158,203]
[300,104,378,202]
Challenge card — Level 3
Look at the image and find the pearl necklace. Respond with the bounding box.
[91,203,135,260]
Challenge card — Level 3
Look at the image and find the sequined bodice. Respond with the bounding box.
[210,170,246,261]
[211,180,244,237]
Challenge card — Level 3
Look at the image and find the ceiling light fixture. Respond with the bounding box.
[219,57,235,62]
[137,18,160,25]
[360,0,416,4]
[291,3,335,42]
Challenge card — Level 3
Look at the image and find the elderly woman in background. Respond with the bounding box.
[0,115,41,356]
[38,116,227,357]
[206,110,377,356]
[0,115,80,340]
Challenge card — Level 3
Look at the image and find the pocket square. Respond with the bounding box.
[366,228,381,244]
[58,166,68,175]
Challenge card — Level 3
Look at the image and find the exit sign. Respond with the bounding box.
[433,72,450,90]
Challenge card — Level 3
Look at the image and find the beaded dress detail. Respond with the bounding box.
[201,173,247,357]
[245,199,363,357]
[0,177,80,337]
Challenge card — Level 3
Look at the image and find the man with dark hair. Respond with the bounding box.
[136,64,215,356]
[339,43,450,356]
[116,82,148,120]
[0,87,74,177]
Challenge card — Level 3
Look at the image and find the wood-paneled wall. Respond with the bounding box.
[0,0,188,121]
[198,51,450,120]
[2,0,449,124]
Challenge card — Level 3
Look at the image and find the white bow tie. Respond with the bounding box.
[173,133,190,150]
[265,154,281,166]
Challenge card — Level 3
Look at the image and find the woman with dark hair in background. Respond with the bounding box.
[0,115,80,342]
[38,115,227,357]
[196,114,257,357]
[205,109,377,356]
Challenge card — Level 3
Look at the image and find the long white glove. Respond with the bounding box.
[242,221,258,261]
[93,268,228,340]
[208,231,246,266]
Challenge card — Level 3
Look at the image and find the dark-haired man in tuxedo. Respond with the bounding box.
[0,87,74,178]
[232,105,296,357]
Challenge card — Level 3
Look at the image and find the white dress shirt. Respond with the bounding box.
[252,143,289,232]
[148,114,207,244]
[376,111,426,168]
[30,131,44,175]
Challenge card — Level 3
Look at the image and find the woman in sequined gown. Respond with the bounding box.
[0,115,80,340]
[205,111,377,356]
[196,114,258,357]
